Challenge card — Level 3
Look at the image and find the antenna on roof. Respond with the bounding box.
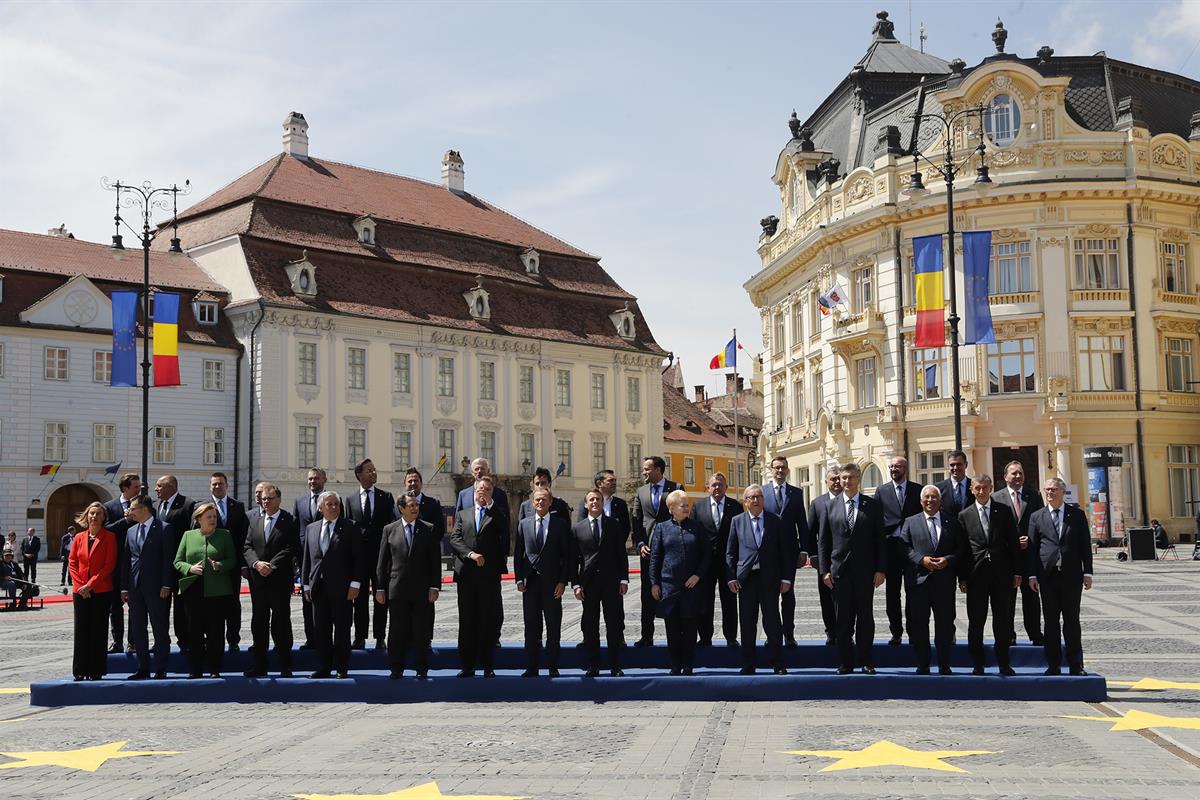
[919,21,927,54]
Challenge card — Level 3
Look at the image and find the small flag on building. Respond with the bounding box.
[913,234,945,347]
[111,290,139,387]
[818,283,847,315]
[555,462,566,477]
[39,464,60,476]
[709,337,743,370]
[104,462,122,477]
[963,231,995,344]
[152,291,181,387]
[432,452,448,478]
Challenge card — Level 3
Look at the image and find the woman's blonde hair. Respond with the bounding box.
[665,489,690,509]
[191,502,219,526]
[75,500,108,530]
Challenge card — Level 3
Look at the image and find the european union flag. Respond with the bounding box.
[963,231,995,345]
[111,290,138,387]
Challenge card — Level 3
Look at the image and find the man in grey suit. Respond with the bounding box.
[991,459,1045,645]
[344,458,397,650]
[631,456,677,647]
[104,472,143,654]
[118,495,176,680]
[1027,477,1093,676]
[448,476,508,677]
[958,475,1021,675]
[302,491,365,679]
[376,492,441,680]
[691,472,742,647]
[242,483,299,677]
[726,484,794,674]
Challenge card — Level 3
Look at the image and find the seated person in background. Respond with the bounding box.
[2,547,27,606]
[1151,520,1169,550]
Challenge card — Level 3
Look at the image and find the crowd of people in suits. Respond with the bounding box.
[64,448,1093,682]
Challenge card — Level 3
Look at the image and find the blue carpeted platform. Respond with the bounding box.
[29,641,1106,705]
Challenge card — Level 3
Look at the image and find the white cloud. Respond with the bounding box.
[1133,0,1200,71]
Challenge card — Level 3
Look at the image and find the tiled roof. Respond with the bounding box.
[1108,58,1200,138]
[241,239,664,354]
[662,378,734,447]
[177,154,593,259]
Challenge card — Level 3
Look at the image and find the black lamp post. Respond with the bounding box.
[903,105,991,453]
[102,178,190,489]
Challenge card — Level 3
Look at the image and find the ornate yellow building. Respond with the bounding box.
[746,13,1200,542]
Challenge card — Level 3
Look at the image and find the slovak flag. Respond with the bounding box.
[709,337,743,370]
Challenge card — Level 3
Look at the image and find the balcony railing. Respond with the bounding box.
[1072,289,1129,303]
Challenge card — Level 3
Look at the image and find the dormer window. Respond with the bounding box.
[285,250,318,300]
[609,302,637,342]
[463,276,491,321]
[352,215,377,245]
[193,300,219,325]
[521,247,540,275]
[985,94,1021,147]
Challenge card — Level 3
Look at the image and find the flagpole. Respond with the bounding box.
[732,328,739,491]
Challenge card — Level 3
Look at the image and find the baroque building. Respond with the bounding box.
[746,12,1200,542]
[169,113,665,514]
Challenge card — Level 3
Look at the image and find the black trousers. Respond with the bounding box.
[580,579,624,669]
[638,553,656,641]
[173,590,188,650]
[301,592,315,644]
[23,556,37,583]
[110,587,126,648]
[72,591,111,679]
[312,583,354,673]
[249,582,293,670]
[697,558,738,644]
[737,571,783,670]
[353,556,388,644]
[457,571,501,672]
[61,559,69,585]
[224,572,243,646]
[1010,580,1043,642]
[905,577,956,671]
[1040,569,1084,672]
[182,587,226,675]
[780,580,796,640]
[833,571,876,668]
[386,593,434,673]
[817,570,837,640]
[663,609,698,672]
[967,566,1014,670]
[521,573,563,670]
[885,537,907,640]
[127,589,171,673]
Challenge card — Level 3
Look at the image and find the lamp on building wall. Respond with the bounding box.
[521,458,531,475]
[102,177,190,487]
[460,456,471,475]
[901,102,990,452]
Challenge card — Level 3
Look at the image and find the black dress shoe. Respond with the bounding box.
[634,638,653,648]
[128,671,150,681]
[784,637,798,648]
[548,668,560,677]
[773,667,788,675]
[1043,668,1062,676]
[375,640,386,651]
[887,636,901,646]
[739,667,755,675]
[483,669,496,678]
[299,642,313,650]
[575,641,587,648]
[187,672,203,679]
[670,668,681,676]
[610,668,625,677]
[682,667,694,675]
[836,665,853,675]
[861,665,877,675]
[352,640,367,650]
[228,644,240,653]
[153,671,167,680]
[697,639,712,648]
[243,669,268,678]
[456,670,474,678]
[389,671,404,680]
[107,644,122,654]
[336,670,349,679]
[280,670,294,678]
[972,666,986,676]
[825,636,836,646]
[999,666,1016,676]
[521,669,538,678]
[309,671,331,679]
[125,645,135,655]
[208,672,221,679]
[726,639,739,647]
[938,667,954,676]
[1030,637,1045,646]
[585,668,600,677]
[416,671,428,680]
[915,666,931,675]
[1069,668,1088,677]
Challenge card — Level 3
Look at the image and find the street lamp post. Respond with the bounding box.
[102,178,190,488]
[903,105,991,453]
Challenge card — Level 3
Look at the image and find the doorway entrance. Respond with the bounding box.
[991,446,1040,492]
[45,483,104,560]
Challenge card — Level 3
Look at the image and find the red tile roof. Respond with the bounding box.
[662,376,736,446]
[178,154,594,259]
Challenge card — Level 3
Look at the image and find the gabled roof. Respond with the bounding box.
[177,153,593,259]
[662,377,734,447]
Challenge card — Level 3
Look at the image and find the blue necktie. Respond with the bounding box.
[753,516,762,547]
[651,485,661,513]
[404,523,413,548]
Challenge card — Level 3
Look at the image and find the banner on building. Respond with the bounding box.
[963,230,995,344]
[912,234,944,347]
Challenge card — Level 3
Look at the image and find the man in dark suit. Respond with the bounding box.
[958,475,1021,675]
[455,458,510,520]
[448,476,508,677]
[808,466,841,646]
[19,528,40,583]
[575,469,632,535]
[691,472,742,647]
[572,488,629,676]
[209,472,250,653]
[376,492,441,680]
[344,458,397,650]
[1028,478,1093,676]
[404,467,446,648]
[991,459,1045,645]
[935,449,973,518]
[762,456,810,648]
[292,467,328,649]
[877,456,923,646]
[242,483,299,677]
[631,455,677,646]
[104,472,143,654]
[900,485,963,674]
[155,474,194,651]
[514,488,572,676]
[518,467,572,522]
[118,495,176,679]
[726,484,795,674]
[820,463,887,674]
[302,491,365,679]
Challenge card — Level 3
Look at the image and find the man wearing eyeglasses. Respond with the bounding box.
[1027,477,1093,676]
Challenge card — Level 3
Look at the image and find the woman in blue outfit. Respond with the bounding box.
[650,490,710,675]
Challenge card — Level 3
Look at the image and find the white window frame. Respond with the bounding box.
[912,347,943,401]
[479,430,497,466]
[45,421,68,462]
[519,365,535,404]
[1168,445,1200,518]
[392,352,411,394]
[1073,238,1121,290]
[347,347,367,390]
[555,369,571,407]
[556,438,572,477]
[987,337,1038,395]
[1077,335,1127,391]
[93,350,112,384]
[44,346,68,381]
[153,425,175,465]
[203,359,224,391]
[590,373,606,410]
[347,426,367,469]
[437,356,455,398]
[626,376,641,413]
[93,423,116,464]
[991,240,1034,293]
[392,429,412,472]
[298,341,318,386]
[204,427,224,466]
[854,355,877,409]
[1161,241,1191,294]
[298,424,318,468]
[1166,337,1195,392]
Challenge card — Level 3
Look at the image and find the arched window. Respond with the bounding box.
[985,94,1021,147]
[861,462,883,491]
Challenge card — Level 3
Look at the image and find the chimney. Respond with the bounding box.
[442,150,465,193]
[282,112,309,159]
[47,224,73,239]
[737,377,744,392]
[726,374,737,395]
[694,385,706,403]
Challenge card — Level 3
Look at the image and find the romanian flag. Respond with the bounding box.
[913,234,945,348]
[152,291,181,386]
[39,464,60,476]
[709,337,743,370]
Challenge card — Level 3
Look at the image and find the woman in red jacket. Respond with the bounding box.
[69,501,116,681]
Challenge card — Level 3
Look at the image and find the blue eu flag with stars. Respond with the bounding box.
[111,290,138,387]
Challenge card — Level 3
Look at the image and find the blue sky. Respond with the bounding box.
[2,0,1197,397]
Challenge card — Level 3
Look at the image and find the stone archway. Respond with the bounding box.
[45,483,105,560]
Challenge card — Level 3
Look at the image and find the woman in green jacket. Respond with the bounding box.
[174,502,236,678]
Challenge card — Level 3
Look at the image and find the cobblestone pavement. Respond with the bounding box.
[1,552,1198,799]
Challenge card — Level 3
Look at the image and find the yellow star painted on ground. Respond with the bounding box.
[782,739,994,773]
[1108,677,1200,691]
[0,688,30,695]
[0,740,178,772]
[292,782,525,800]
[1061,709,1200,732]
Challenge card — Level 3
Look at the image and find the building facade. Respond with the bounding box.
[662,364,758,498]
[0,228,240,558]
[170,114,666,515]
[746,12,1200,541]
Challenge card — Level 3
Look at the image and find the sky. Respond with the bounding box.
[3,0,1199,399]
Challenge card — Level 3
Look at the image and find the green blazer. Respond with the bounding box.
[174,528,236,596]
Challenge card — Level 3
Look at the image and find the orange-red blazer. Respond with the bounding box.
[69,528,116,594]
